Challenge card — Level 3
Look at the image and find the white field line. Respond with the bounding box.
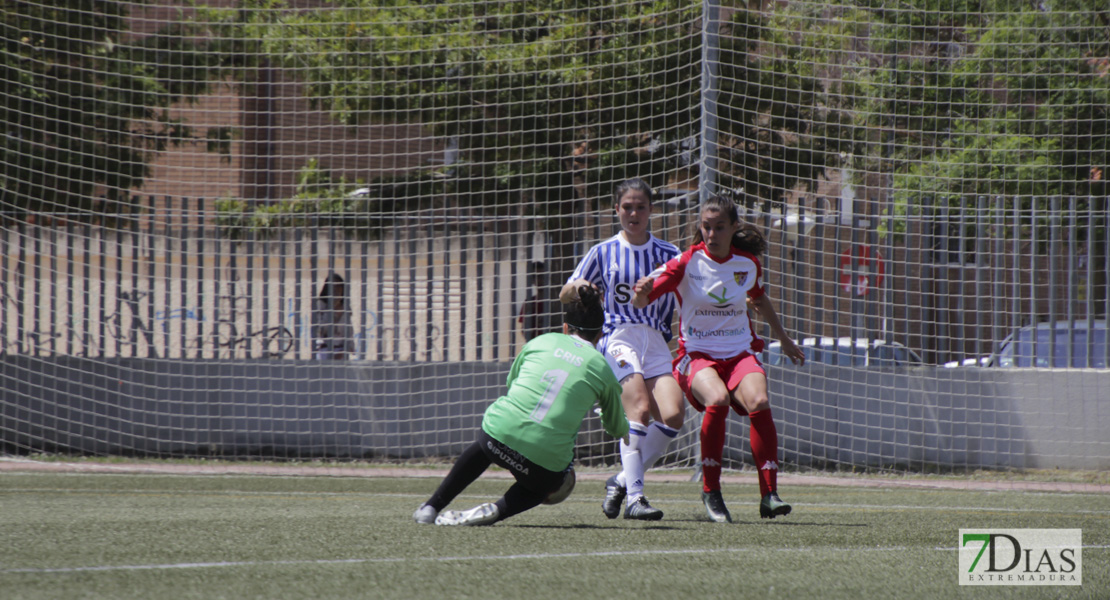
[5,545,1109,576]
[2,487,1109,515]
[3,458,1107,494]
[0,546,982,575]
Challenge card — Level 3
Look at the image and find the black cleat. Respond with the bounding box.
[623,496,664,521]
[701,490,732,523]
[759,491,792,519]
[601,474,626,519]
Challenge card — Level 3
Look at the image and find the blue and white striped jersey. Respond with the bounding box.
[567,233,680,340]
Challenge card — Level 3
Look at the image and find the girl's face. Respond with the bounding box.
[699,207,739,258]
[615,189,652,243]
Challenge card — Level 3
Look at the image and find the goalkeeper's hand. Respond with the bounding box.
[595,408,631,445]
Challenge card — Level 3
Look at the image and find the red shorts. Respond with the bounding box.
[672,351,766,415]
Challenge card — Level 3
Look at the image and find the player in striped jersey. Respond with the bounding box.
[560,178,683,521]
[634,194,805,523]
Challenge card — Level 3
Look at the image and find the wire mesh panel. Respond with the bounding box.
[1,0,1107,473]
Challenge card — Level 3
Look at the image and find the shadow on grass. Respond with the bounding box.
[727,519,870,528]
[513,523,682,530]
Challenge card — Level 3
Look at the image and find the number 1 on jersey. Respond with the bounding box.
[530,369,569,423]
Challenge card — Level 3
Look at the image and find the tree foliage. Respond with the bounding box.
[207,0,843,313]
[213,159,427,238]
[892,0,1110,208]
[221,0,838,214]
[0,0,222,220]
[716,7,854,206]
[790,0,1110,211]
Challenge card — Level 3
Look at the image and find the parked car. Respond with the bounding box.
[942,356,991,368]
[990,319,1107,368]
[763,337,923,367]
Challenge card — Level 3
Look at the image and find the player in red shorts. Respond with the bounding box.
[633,194,805,522]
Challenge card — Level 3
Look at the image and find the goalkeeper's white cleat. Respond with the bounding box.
[413,504,438,524]
[435,502,500,526]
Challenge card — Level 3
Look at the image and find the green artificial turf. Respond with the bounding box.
[0,471,1105,599]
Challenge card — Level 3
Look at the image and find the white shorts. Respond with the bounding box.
[599,324,675,383]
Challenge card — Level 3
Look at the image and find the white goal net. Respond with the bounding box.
[1,0,1107,474]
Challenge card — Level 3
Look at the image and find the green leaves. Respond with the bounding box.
[222,0,839,219]
[228,0,706,193]
[852,2,1110,207]
[1,0,223,218]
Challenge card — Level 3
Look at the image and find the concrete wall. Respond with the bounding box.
[1,357,1107,470]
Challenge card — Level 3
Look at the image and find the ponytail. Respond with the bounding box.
[732,225,766,257]
[564,285,605,342]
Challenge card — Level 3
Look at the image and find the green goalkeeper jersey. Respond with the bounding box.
[482,332,628,472]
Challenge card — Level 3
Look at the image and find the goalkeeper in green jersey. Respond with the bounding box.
[413,285,630,526]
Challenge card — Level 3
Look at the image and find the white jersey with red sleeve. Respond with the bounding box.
[647,242,766,359]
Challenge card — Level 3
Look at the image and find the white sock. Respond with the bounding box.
[620,422,648,500]
[640,422,680,471]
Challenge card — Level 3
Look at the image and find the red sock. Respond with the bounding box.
[700,405,729,493]
[748,409,779,497]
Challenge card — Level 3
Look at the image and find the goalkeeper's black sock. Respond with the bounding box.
[495,483,546,522]
[426,439,491,511]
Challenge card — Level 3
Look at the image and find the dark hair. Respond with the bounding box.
[564,285,605,341]
[318,272,347,300]
[613,178,654,206]
[692,195,767,257]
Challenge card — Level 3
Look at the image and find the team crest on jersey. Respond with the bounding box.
[734,271,748,286]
